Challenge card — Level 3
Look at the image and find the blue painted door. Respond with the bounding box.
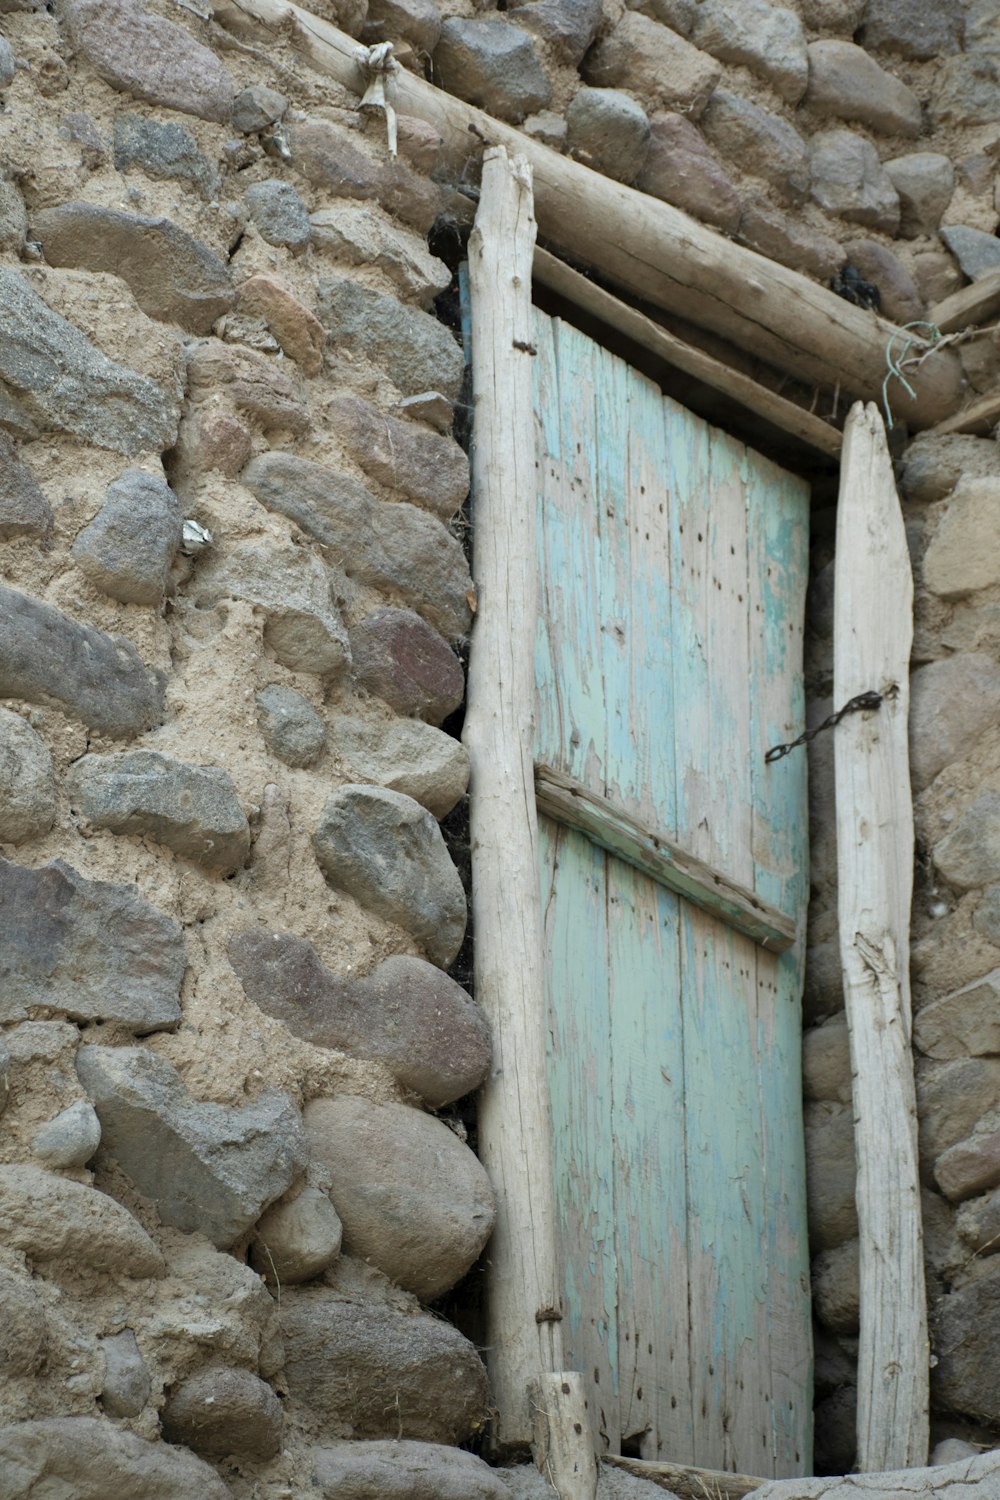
[533,310,812,1477]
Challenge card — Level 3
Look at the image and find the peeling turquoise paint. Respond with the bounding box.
[533,309,812,1477]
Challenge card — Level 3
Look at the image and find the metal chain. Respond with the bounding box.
[764,689,888,764]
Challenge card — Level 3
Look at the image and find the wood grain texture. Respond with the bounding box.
[929,268,1000,334]
[535,765,795,951]
[928,386,1000,436]
[463,147,562,1447]
[834,402,927,1471]
[533,308,811,1475]
[605,1454,764,1498]
[212,0,965,429]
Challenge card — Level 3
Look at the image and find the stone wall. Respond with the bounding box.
[1,0,999,1487]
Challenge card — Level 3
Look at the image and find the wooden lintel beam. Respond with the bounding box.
[927,385,1000,436]
[211,0,964,429]
[533,247,843,459]
[534,764,795,953]
[929,268,1000,335]
[604,1455,764,1499]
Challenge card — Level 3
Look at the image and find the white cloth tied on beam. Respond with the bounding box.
[353,42,401,157]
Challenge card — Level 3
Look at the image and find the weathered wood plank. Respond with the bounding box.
[211,0,965,429]
[927,385,1000,436]
[463,147,563,1448]
[535,765,795,952]
[744,446,813,1475]
[929,267,1000,334]
[533,248,843,458]
[532,1372,599,1500]
[605,1455,764,1499]
[835,401,927,1471]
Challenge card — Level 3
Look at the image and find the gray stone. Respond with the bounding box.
[32,203,233,336]
[860,0,963,56]
[0,36,13,88]
[584,12,720,118]
[161,1366,283,1460]
[71,468,182,605]
[305,1095,494,1299]
[912,247,964,305]
[0,435,52,539]
[934,1113,1000,1201]
[689,0,807,102]
[0,177,27,256]
[805,1102,858,1249]
[31,1100,102,1169]
[65,750,251,875]
[0,1417,232,1499]
[280,1279,490,1442]
[746,1452,1000,1500]
[842,239,923,324]
[256,685,327,767]
[934,1263,1000,1423]
[940,225,1000,283]
[310,206,450,308]
[366,0,442,53]
[289,117,381,198]
[61,111,107,168]
[332,712,469,820]
[901,434,1000,504]
[809,130,900,235]
[0,1040,9,1116]
[0,1164,164,1278]
[113,113,216,197]
[193,539,351,678]
[317,277,464,402]
[0,709,55,844]
[965,0,1000,52]
[884,153,955,238]
[0,1267,46,1375]
[700,89,810,205]
[909,653,1000,793]
[812,1238,859,1334]
[0,857,184,1030]
[974,884,1000,946]
[432,19,550,125]
[99,1331,150,1418]
[956,1185,1000,1256]
[314,1440,510,1499]
[186,339,309,434]
[737,198,846,281]
[243,179,312,253]
[924,480,1000,599]
[507,0,603,65]
[242,452,472,640]
[629,0,697,30]
[917,1057,1000,1175]
[76,1044,307,1248]
[232,84,288,133]
[0,586,165,735]
[802,1019,851,1103]
[804,40,921,137]
[0,270,180,454]
[931,1440,981,1466]
[328,394,468,521]
[63,0,235,121]
[313,785,466,968]
[932,55,1000,126]
[637,112,742,233]
[565,87,651,185]
[350,608,464,725]
[229,930,490,1106]
[251,1184,343,1284]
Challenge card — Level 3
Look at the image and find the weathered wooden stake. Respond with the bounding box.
[834,401,928,1470]
[532,1374,599,1500]
[463,145,588,1488]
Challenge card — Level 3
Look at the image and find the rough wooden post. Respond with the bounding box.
[834,401,929,1470]
[464,144,576,1467]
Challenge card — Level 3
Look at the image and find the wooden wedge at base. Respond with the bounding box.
[834,402,928,1470]
[605,1455,763,1499]
[532,1373,598,1500]
[211,0,964,429]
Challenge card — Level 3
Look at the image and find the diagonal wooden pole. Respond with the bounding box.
[834,401,928,1470]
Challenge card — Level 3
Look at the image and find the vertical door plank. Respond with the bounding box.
[609,364,689,1461]
[745,448,813,1476]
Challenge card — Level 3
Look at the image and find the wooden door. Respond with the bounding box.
[532,309,812,1477]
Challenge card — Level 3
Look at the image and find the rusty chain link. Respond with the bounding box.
[765,689,890,764]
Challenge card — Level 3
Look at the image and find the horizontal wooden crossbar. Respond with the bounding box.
[534,764,795,953]
[604,1455,764,1499]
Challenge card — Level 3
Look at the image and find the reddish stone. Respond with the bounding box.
[350,608,464,725]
